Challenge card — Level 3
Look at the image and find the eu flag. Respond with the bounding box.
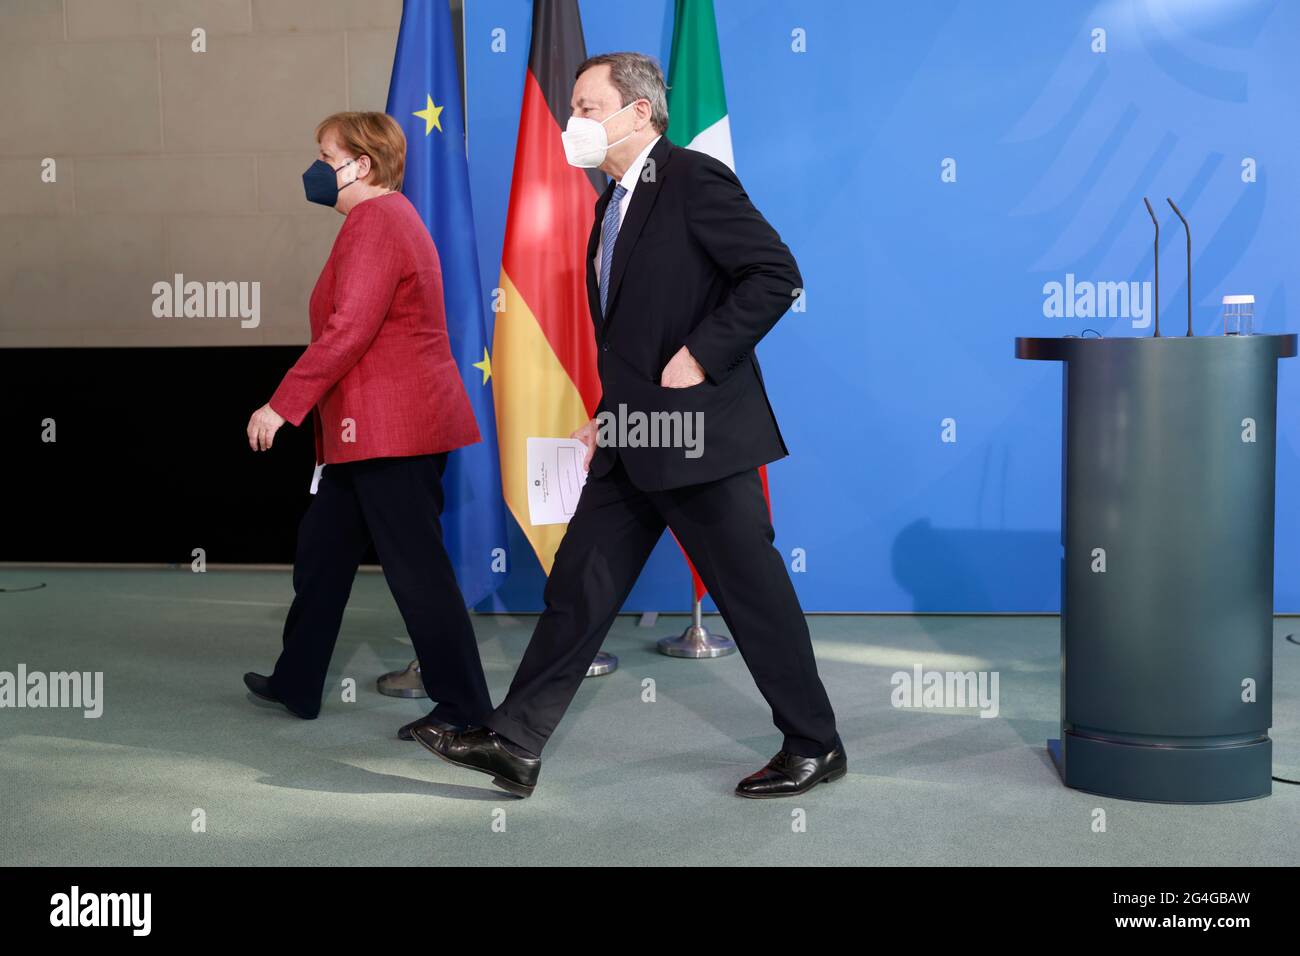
[386,0,505,607]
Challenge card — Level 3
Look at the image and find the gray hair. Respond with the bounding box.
[575,51,669,134]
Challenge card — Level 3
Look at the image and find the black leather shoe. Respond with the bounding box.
[243,672,316,720]
[397,712,463,741]
[735,745,847,798]
[412,725,540,798]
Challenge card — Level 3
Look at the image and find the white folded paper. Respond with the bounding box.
[526,437,589,526]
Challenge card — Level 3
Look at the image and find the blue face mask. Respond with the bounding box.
[302,158,357,207]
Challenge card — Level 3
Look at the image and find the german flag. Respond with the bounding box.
[492,0,603,573]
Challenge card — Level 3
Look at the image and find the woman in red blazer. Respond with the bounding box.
[242,112,491,736]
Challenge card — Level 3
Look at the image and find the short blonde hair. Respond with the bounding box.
[315,111,406,191]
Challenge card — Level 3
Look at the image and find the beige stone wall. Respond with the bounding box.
[0,0,404,347]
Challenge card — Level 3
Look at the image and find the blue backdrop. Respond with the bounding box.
[462,0,1300,613]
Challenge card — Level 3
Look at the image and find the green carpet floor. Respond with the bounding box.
[1,568,1296,866]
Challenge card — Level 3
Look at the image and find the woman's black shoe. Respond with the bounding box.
[243,672,316,720]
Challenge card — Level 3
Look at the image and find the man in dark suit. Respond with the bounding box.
[417,52,843,798]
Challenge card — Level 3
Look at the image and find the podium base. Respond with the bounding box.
[1047,733,1271,804]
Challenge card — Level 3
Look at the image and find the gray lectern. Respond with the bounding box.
[1017,333,1296,803]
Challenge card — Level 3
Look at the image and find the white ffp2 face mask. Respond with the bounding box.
[561,101,638,168]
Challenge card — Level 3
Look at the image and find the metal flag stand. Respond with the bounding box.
[377,659,424,697]
[658,595,736,658]
[378,648,617,697]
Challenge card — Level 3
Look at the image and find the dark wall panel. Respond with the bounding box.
[0,347,380,565]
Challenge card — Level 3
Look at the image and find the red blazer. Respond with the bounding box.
[270,192,480,465]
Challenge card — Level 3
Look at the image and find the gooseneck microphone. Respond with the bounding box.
[1166,197,1193,336]
[1142,197,1160,337]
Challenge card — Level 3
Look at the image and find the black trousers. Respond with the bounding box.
[268,453,492,725]
[487,458,839,758]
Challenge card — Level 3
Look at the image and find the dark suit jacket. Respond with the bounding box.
[587,135,802,491]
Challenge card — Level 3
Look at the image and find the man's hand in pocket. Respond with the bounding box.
[660,346,706,388]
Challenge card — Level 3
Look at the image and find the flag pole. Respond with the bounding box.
[658,593,736,658]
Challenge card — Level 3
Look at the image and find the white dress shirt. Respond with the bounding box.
[594,134,662,289]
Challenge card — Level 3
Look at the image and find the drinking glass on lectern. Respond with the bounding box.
[1222,294,1255,335]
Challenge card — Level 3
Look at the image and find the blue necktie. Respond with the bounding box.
[599,182,627,317]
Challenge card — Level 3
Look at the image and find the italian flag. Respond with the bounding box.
[667,0,734,170]
[667,0,773,603]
